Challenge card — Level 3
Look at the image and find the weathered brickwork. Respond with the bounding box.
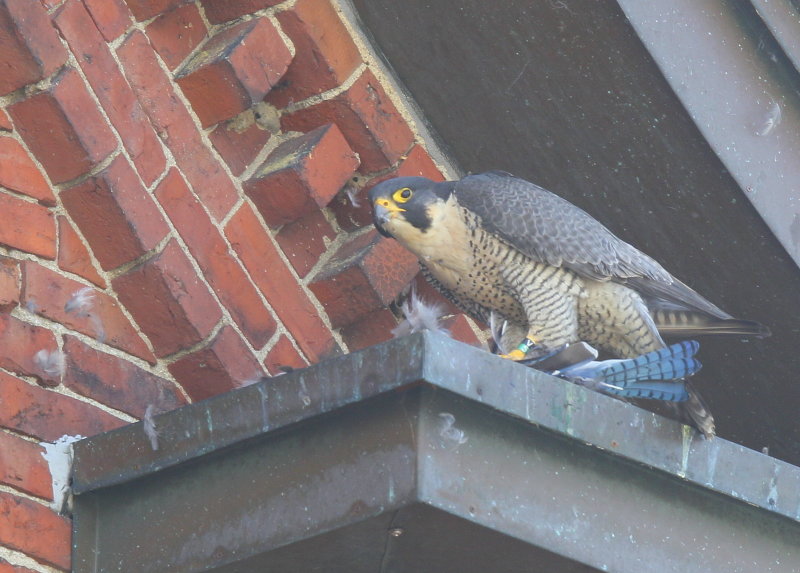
[0,1,477,569]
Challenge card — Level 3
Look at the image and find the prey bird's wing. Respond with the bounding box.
[453,172,731,319]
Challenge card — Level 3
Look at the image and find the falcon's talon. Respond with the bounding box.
[368,171,770,438]
[500,348,527,361]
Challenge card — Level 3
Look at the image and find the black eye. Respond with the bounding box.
[394,187,413,203]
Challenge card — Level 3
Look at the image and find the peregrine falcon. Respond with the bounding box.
[369,171,770,436]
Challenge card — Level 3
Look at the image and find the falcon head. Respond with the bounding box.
[368,176,453,239]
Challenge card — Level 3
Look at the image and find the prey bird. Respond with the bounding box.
[525,339,701,402]
[369,171,770,436]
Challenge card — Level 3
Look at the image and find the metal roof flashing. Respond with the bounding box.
[71,332,800,572]
[616,0,800,269]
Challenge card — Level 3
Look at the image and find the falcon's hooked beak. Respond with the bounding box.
[372,198,406,237]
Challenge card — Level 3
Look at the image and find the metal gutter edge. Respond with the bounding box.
[72,332,800,526]
[616,0,800,268]
[750,0,800,74]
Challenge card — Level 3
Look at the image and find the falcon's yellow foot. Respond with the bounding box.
[499,336,538,361]
[500,348,528,360]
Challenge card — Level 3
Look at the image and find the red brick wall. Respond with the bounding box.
[0,0,480,569]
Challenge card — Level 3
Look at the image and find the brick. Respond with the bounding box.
[0,257,20,312]
[340,308,397,352]
[264,334,307,375]
[126,0,190,21]
[146,3,207,70]
[0,109,11,131]
[245,124,360,226]
[309,230,419,328]
[0,0,67,95]
[0,432,52,500]
[63,336,184,417]
[155,169,276,348]
[82,0,132,41]
[22,262,155,363]
[60,155,170,271]
[209,112,270,176]
[55,0,166,186]
[8,68,117,184]
[117,31,238,221]
[0,315,60,386]
[282,69,414,173]
[442,314,482,346]
[113,239,222,357]
[0,138,53,205]
[0,558,37,573]
[225,203,336,361]
[56,216,106,288]
[200,0,284,24]
[268,0,361,107]
[175,18,291,127]
[275,210,336,278]
[332,144,445,230]
[0,193,55,259]
[0,370,125,441]
[395,144,445,178]
[0,492,70,570]
[168,325,264,400]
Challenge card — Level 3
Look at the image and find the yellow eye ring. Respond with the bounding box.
[393,187,413,203]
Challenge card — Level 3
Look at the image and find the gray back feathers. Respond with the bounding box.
[453,172,730,319]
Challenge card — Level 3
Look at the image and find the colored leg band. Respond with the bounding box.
[516,337,537,355]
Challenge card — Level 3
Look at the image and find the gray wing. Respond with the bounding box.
[453,172,731,318]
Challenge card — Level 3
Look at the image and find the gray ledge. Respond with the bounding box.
[72,332,800,572]
[616,0,800,268]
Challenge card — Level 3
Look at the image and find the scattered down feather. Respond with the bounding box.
[143,404,159,451]
[64,286,95,315]
[34,349,66,378]
[392,289,450,338]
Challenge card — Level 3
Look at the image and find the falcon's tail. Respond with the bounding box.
[653,309,770,338]
[591,340,701,402]
[527,340,716,437]
[667,382,716,438]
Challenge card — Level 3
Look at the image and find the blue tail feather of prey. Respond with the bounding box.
[600,340,700,383]
[521,340,701,402]
[583,341,701,402]
[602,379,691,401]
